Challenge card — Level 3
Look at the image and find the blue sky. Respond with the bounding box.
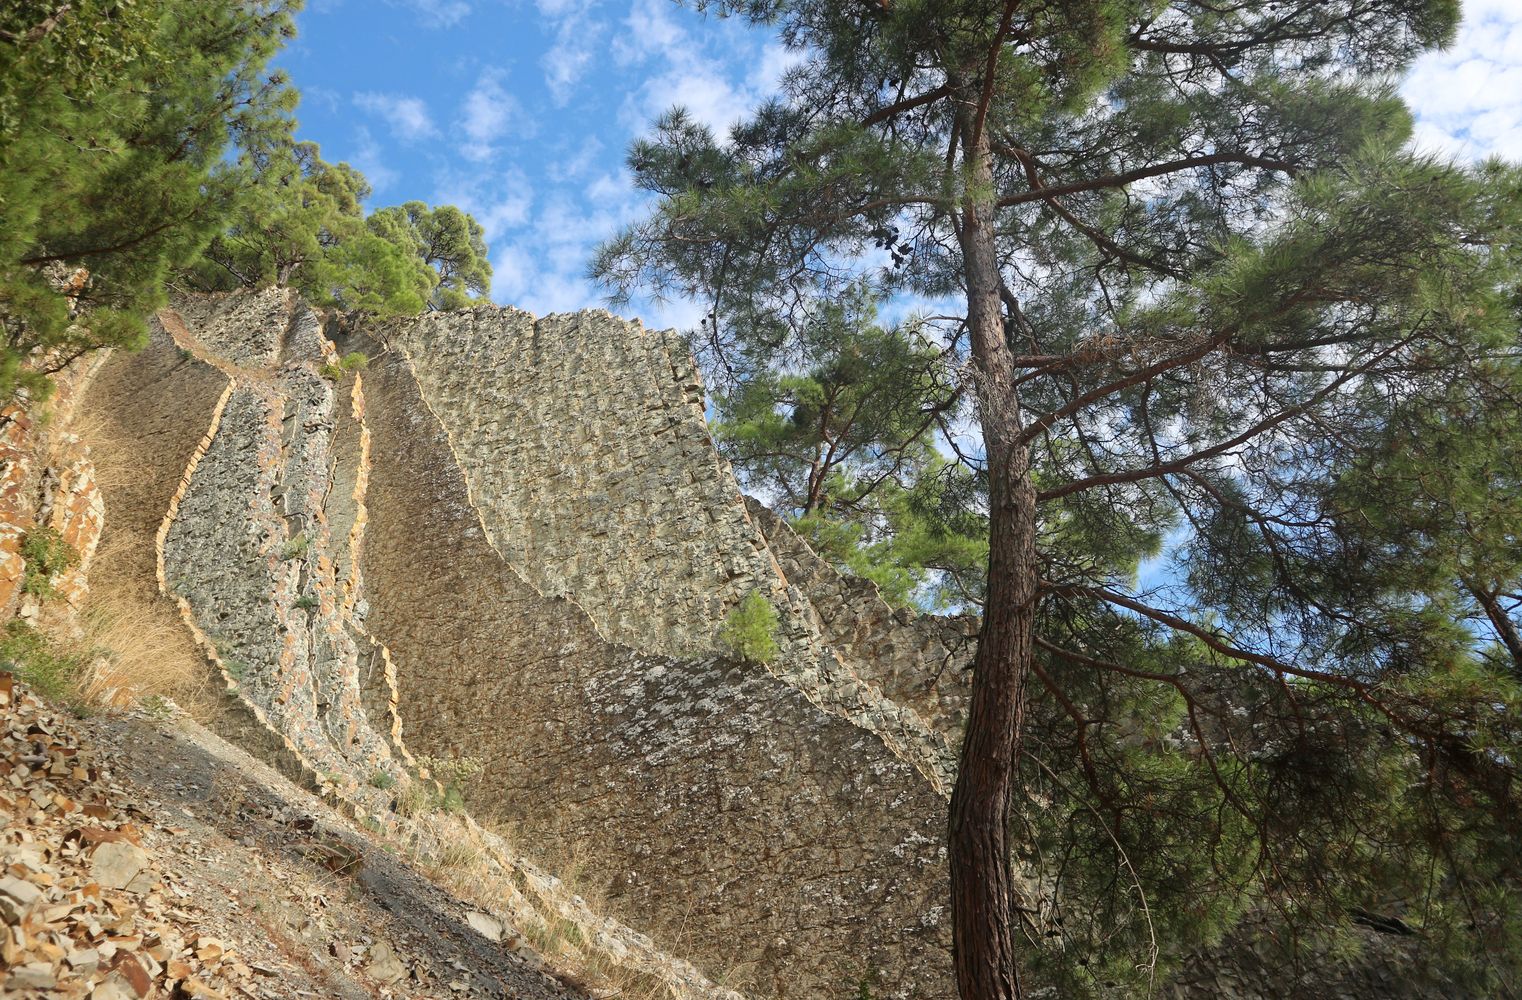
[280,0,1522,329]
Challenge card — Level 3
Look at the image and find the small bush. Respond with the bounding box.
[719,591,780,664]
[396,780,434,818]
[140,695,174,720]
[222,658,247,681]
[319,351,368,381]
[416,753,484,787]
[0,620,84,700]
[369,770,396,790]
[293,594,318,611]
[20,527,79,599]
[280,534,308,560]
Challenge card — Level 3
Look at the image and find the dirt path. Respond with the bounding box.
[2,673,583,1000]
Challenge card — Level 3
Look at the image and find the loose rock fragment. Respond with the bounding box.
[90,841,149,890]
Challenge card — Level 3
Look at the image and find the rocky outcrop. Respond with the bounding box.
[0,356,107,623]
[53,289,1477,1000]
[76,291,758,1000]
[345,320,955,998]
[373,307,960,802]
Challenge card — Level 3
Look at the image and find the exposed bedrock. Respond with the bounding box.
[348,325,955,998]
[65,289,1467,1000]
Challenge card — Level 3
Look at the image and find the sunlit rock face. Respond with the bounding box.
[72,289,1453,1000]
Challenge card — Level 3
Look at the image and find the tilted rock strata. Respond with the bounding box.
[374,306,961,798]
[745,497,978,734]
[56,289,1473,1000]
[347,327,955,998]
[0,355,108,621]
[78,291,770,1000]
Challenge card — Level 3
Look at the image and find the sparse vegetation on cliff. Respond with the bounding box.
[718,591,779,664]
[320,351,369,381]
[19,526,78,599]
[0,619,82,700]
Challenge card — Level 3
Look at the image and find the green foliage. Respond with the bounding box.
[369,770,396,790]
[790,470,987,610]
[292,594,317,611]
[710,283,984,608]
[412,754,483,814]
[367,202,493,310]
[0,1,301,404]
[719,591,780,663]
[599,0,1519,990]
[319,351,368,381]
[0,620,83,701]
[280,534,308,560]
[185,138,433,318]
[19,526,78,599]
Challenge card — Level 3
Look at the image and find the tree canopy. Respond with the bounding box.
[0,0,299,401]
[595,0,1522,995]
[368,202,493,310]
[709,281,985,607]
[1,1,493,405]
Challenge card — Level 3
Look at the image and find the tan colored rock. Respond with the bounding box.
[0,874,42,923]
[9,960,59,989]
[465,910,504,943]
[90,841,148,891]
[366,939,405,985]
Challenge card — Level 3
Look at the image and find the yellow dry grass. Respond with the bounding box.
[70,587,219,715]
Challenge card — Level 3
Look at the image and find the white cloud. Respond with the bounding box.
[388,0,471,27]
[623,62,757,136]
[353,92,439,143]
[612,0,791,138]
[457,72,529,162]
[434,167,536,240]
[1403,2,1522,161]
[750,41,806,93]
[538,1,607,104]
[563,136,604,179]
[613,0,685,66]
[348,127,398,193]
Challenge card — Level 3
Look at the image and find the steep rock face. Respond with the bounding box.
[745,497,979,734]
[374,307,959,799]
[77,290,958,999]
[346,323,956,999]
[0,355,107,621]
[64,290,1469,1000]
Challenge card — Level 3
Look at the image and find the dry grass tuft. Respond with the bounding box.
[71,583,221,717]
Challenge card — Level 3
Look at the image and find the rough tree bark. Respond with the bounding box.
[946,106,1040,1000]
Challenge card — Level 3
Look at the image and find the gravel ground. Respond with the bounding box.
[1,672,584,1000]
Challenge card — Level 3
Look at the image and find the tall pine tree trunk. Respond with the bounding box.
[947,110,1039,1000]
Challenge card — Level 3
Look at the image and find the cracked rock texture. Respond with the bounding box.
[58,290,1465,1000]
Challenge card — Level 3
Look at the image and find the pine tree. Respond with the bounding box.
[710,281,985,607]
[191,143,492,318]
[0,1,300,401]
[367,202,493,310]
[594,1,1522,994]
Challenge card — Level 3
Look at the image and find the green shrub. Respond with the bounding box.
[0,621,84,700]
[293,594,318,611]
[319,351,369,381]
[280,534,308,560]
[369,770,396,790]
[414,754,483,814]
[20,527,79,599]
[719,591,780,664]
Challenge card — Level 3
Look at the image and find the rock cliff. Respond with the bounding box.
[3,288,1455,999]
